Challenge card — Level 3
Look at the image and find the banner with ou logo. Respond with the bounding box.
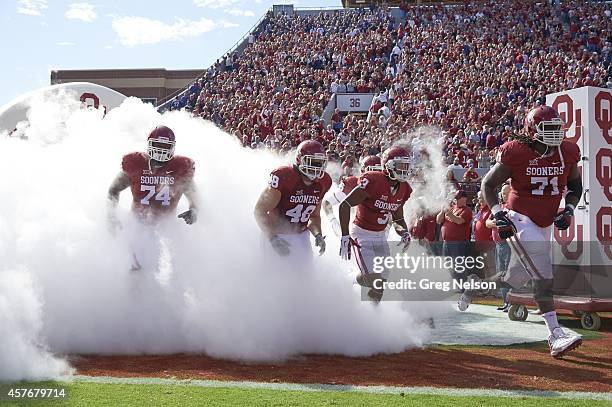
[547,86,612,265]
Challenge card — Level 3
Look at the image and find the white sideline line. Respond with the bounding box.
[59,375,612,401]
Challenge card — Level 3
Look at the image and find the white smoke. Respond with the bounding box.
[0,96,450,381]
[398,126,456,220]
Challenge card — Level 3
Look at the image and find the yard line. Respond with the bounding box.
[59,375,612,401]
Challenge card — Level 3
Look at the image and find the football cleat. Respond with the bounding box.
[548,328,582,359]
[457,292,471,312]
[456,275,483,311]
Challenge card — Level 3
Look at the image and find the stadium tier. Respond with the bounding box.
[160,0,609,183]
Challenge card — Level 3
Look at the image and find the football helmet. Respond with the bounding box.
[361,155,382,173]
[524,106,564,146]
[147,125,176,162]
[296,140,327,180]
[382,146,411,182]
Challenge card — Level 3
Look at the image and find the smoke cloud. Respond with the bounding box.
[0,96,450,382]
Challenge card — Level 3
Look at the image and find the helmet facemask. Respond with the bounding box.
[535,118,564,146]
[299,153,327,180]
[362,163,383,173]
[148,139,175,162]
[385,158,411,182]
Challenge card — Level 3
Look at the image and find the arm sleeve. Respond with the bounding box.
[495,142,517,168]
[357,173,376,195]
[270,168,288,195]
[121,154,133,174]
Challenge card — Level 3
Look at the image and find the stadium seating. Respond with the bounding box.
[164,0,610,181]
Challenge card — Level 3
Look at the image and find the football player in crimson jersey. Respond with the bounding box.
[107,126,199,270]
[338,146,413,301]
[322,155,383,236]
[481,105,583,358]
[254,140,332,259]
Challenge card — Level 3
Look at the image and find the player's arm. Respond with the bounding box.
[322,199,334,217]
[107,171,130,204]
[392,205,409,235]
[107,171,130,234]
[392,205,412,250]
[308,203,327,255]
[554,163,583,230]
[307,203,323,236]
[254,186,282,238]
[481,162,511,212]
[564,163,582,209]
[178,177,200,225]
[339,187,368,236]
[482,163,515,238]
[338,186,368,259]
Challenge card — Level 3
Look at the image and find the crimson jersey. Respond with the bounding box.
[354,171,412,232]
[497,140,580,227]
[339,175,358,195]
[269,166,332,233]
[122,152,195,217]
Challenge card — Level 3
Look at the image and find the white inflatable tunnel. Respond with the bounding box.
[0,82,127,135]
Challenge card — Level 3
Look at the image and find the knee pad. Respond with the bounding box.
[533,279,554,313]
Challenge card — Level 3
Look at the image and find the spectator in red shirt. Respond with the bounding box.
[473,191,493,242]
[437,190,473,279]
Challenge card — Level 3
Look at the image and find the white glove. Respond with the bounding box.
[339,235,353,260]
[398,231,411,252]
[314,233,326,256]
[270,235,290,257]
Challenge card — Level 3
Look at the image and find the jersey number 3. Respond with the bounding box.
[531,176,559,196]
[140,185,171,206]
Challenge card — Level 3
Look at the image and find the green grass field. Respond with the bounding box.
[1,382,609,407]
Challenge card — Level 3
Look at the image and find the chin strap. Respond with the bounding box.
[558,145,565,171]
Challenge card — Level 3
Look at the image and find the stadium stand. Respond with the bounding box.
[161,0,610,186]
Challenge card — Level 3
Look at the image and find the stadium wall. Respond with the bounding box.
[50,69,205,105]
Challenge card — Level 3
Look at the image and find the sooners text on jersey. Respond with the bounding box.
[497,140,580,227]
[269,166,332,233]
[122,152,195,217]
[354,171,412,232]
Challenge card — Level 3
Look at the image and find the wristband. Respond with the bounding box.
[565,204,575,212]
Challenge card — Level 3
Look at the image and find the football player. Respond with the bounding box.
[107,125,199,270]
[338,146,413,301]
[254,140,332,259]
[322,155,383,236]
[481,105,583,358]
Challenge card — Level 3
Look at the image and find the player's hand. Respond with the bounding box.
[494,211,515,239]
[397,231,411,252]
[339,235,356,260]
[554,206,574,230]
[178,208,198,225]
[107,212,122,235]
[314,233,326,256]
[270,235,290,257]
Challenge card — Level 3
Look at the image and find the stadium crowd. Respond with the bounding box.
[168,0,609,171]
[165,0,609,293]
